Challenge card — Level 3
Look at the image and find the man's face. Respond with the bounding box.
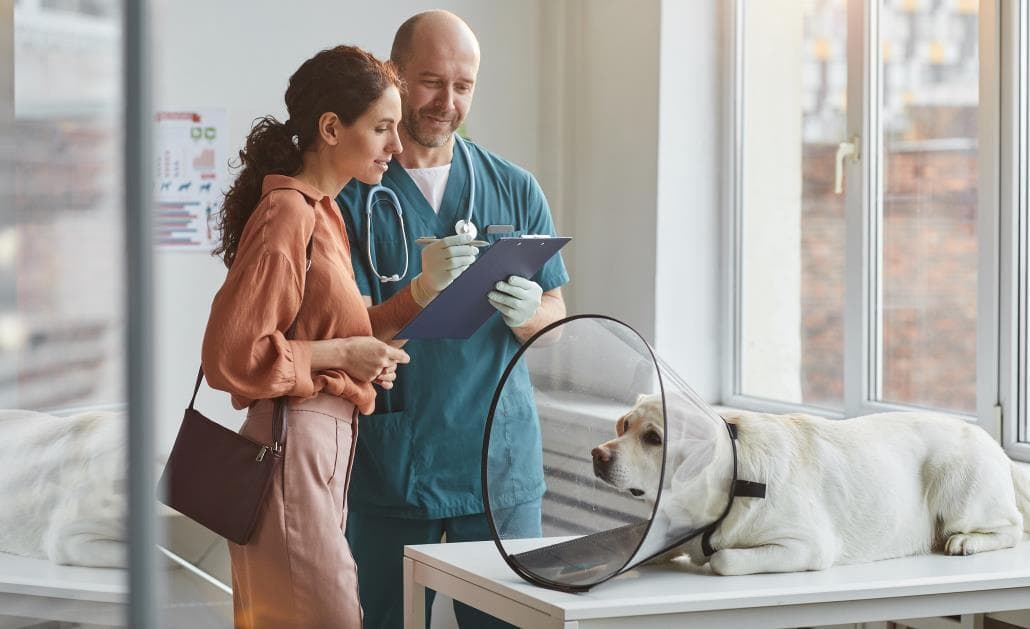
[398,39,479,148]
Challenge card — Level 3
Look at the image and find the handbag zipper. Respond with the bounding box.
[256,446,268,462]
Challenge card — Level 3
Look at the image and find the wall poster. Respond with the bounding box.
[154,109,228,251]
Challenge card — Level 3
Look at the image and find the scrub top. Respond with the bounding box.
[337,139,569,519]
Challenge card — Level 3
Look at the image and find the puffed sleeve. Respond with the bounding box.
[202,250,315,407]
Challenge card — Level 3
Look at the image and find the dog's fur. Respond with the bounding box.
[0,409,128,567]
[592,394,1030,575]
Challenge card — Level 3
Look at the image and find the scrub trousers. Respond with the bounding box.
[347,500,542,629]
[228,393,362,629]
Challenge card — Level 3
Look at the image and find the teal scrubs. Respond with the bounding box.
[337,139,568,628]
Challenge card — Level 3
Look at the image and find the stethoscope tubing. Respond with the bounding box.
[365,134,476,283]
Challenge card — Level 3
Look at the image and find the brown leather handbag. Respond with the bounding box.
[158,236,312,545]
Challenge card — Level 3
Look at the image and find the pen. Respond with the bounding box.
[415,237,489,247]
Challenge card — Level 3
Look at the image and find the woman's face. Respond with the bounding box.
[335,85,403,185]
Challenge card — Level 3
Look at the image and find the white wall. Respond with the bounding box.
[554,0,661,342]
[151,0,546,452]
[653,0,725,401]
[541,0,724,400]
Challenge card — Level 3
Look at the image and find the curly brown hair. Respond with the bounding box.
[213,45,401,268]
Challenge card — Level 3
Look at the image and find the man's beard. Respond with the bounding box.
[403,105,461,148]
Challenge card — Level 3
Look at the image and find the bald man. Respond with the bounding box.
[337,10,569,628]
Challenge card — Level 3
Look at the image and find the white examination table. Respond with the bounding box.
[0,547,231,628]
[403,540,1030,629]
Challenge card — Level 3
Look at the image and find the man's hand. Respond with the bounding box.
[410,233,479,306]
[488,276,543,328]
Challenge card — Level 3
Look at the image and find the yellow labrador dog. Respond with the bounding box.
[592,394,1030,576]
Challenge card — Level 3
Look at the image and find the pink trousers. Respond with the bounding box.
[228,394,362,628]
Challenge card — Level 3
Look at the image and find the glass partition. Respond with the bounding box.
[1,0,130,625]
[2,1,229,625]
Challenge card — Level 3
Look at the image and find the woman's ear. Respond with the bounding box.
[318,112,341,146]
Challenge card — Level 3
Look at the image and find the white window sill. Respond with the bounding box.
[534,393,1030,470]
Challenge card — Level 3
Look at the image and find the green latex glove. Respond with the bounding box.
[488,275,543,328]
[410,233,479,306]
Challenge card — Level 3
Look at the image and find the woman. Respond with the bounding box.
[202,46,475,628]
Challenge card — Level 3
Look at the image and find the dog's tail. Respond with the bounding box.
[1013,462,1030,531]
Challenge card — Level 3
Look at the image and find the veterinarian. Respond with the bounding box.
[202,46,473,628]
[336,10,569,628]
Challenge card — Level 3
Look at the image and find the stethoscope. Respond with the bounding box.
[365,134,477,283]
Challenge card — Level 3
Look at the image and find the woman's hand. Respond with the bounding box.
[372,362,399,389]
[338,336,410,384]
[310,337,410,386]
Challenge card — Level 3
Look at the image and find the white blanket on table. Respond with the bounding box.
[0,409,126,568]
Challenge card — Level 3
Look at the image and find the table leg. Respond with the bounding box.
[404,556,426,629]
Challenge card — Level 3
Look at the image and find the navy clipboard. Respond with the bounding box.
[395,236,571,340]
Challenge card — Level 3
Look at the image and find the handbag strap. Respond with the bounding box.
[189,234,315,455]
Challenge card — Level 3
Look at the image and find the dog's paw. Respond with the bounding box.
[647,547,687,565]
[945,532,1001,556]
[708,549,753,576]
[944,531,1019,556]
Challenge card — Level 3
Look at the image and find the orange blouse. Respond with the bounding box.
[201,175,419,414]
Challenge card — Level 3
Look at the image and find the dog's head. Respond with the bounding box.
[592,392,730,507]
[591,394,665,502]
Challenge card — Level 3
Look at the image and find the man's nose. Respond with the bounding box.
[591,446,610,463]
[434,85,456,110]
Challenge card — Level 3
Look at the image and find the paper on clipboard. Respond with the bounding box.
[395,236,571,340]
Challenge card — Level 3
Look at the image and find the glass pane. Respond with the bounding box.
[1022,0,1029,444]
[3,0,128,626]
[740,0,847,409]
[877,0,979,413]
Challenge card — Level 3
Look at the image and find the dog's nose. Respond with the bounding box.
[591,446,610,463]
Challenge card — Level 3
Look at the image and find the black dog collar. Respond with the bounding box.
[701,423,766,557]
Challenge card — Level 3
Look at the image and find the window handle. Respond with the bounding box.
[834,135,860,194]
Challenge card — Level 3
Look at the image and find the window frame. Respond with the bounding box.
[724,0,1022,461]
[124,0,158,625]
[1000,0,1030,461]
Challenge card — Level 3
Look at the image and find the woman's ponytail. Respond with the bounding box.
[212,116,303,268]
[212,45,400,269]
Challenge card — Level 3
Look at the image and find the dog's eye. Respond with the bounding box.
[642,430,662,446]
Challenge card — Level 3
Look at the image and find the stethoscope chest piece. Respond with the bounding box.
[454,219,478,240]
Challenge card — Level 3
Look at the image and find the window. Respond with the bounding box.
[735,0,848,411]
[1003,0,1030,460]
[730,1,993,417]
[3,0,132,624]
[876,0,979,413]
[4,1,223,625]
[1020,0,1030,453]
[9,0,125,411]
